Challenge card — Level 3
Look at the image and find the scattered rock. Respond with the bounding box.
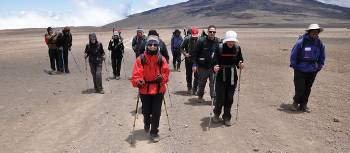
[105,111,109,115]
[253,148,259,152]
[333,117,340,122]
[118,123,123,126]
[184,124,189,128]
[20,114,25,117]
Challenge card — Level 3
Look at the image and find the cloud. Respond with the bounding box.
[0,0,131,30]
[316,0,350,8]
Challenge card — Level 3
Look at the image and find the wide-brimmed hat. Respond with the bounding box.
[306,24,323,33]
[223,30,238,43]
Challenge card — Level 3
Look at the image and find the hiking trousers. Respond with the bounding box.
[293,70,318,107]
[185,58,198,91]
[197,67,214,98]
[214,79,237,121]
[48,48,59,71]
[111,53,122,77]
[140,93,164,135]
[89,63,103,91]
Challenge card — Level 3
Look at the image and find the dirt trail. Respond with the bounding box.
[0,28,349,153]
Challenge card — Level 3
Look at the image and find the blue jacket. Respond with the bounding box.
[290,33,325,72]
[171,35,183,53]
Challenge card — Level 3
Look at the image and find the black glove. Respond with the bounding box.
[137,80,145,88]
[156,74,162,83]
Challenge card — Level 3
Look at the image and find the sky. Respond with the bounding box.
[0,0,349,30]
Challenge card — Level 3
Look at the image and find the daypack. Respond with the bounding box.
[296,35,323,64]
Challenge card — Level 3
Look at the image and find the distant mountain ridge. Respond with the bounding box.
[104,0,350,28]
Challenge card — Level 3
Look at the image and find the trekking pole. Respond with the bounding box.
[69,50,83,74]
[84,58,90,88]
[129,93,140,144]
[103,59,112,93]
[122,57,127,80]
[166,83,173,107]
[236,69,242,121]
[208,73,217,131]
[163,98,172,131]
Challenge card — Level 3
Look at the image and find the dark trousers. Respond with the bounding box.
[111,53,122,77]
[185,58,198,91]
[48,48,59,71]
[214,80,237,121]
[172,51,181,70]
[197,67,214,98]
[57,48,64,72]
[89,63,103,91]
[140,94,164,135]
[62,48,69,72]
[293,70,318,106]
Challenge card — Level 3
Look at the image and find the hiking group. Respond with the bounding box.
[44,24,326,143]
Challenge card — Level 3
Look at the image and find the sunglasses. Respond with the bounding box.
[208,31,216,34]
[147,44,159,47]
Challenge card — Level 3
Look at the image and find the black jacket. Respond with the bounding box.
[108,38,124,58]
[212,43,244,83]
[62,32,72,49]
[85,42,105,64]
[192,36,220,69]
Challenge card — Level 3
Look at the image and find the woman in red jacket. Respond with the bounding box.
[131,36,170,142]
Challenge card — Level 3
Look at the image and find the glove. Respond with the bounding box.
[156,74,162,83]
[137,80,145,88]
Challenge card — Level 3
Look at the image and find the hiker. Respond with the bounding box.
[45,27,60,72]
[180,27,199,95]
[192,25,220,102]
[290,24,325,112]
[139,29,170,63]
[131,36,170,142]
[55,31,65,73]
[212,30,244,126]
[171,29,183,71]
[84,33,105,94]
[108,30,124,80]
[61,27,72,73]
[132,26,147,57]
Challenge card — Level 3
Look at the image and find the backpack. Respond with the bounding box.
[296,35,323,64]
[218,43,240,62]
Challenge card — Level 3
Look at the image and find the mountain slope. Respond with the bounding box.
[104,0,350,28]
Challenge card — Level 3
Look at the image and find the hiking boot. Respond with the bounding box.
[99,90,105,94]
[224,120,232,126]
[187,88,192,94]
[65,69,70,73]
[212,115,221,123]
[144,124,150,132]
[300,105,310,113]
[290,102,298,111]
[192,89,197,95]
[150,133,160,143]
[115,76,121,80]
[197,97,204,103]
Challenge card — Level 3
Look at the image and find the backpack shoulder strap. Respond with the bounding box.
[140,53,146,67]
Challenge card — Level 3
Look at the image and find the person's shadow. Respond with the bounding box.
[200,117,223,131]
[81,88,95,94]
[173,90,192,96]
[125,129,153,147]
[184,98,211,106]
[277,103,303,114]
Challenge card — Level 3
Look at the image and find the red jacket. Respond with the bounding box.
[131,52,170,95]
